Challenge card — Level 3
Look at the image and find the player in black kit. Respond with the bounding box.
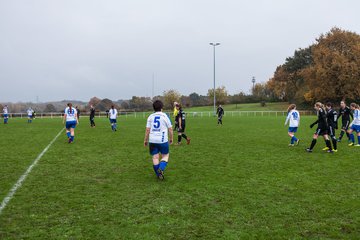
[337,101,353,142]
[89,105,96,127]
[216,105,224,125]
[176,104,191,145]
[323,102,338,152]
[306,102,333,153]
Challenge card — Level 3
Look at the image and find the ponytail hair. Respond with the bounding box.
[287,104,296,113]
[315,102,326,112]
[68,103,72,113]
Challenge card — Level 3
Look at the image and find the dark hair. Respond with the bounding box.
[111,105,114,109]
[153,100,163,112]
[68,103,72,113]
[326,102,332,107]
[350,103,358,109]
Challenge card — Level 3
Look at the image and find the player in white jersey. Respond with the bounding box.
[285,104,300,146]
[27,108,34,123]
[3,105,9,124]
[109,105,118,131]
[348,103,360,146]
[63,103,78,143]
[144,100,173,180]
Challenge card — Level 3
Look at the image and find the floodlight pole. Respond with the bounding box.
[210,42,220,116]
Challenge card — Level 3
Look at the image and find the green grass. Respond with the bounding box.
[0,116,359,239]
[186,102,290,112]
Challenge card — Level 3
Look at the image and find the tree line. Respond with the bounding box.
[265,27,360,105]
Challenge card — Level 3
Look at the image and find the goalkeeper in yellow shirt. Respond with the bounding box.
[173,102,179,131]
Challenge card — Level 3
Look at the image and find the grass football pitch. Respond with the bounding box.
[0,116,359,239]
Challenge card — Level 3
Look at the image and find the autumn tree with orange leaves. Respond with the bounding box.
[267,27,360,104]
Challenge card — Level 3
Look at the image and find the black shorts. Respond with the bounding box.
[178,125,186,133]
[341,120,350,130]
[315,127,328,136]
[328,126,336,137]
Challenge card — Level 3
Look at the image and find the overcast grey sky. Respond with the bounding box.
[0,0,359,102]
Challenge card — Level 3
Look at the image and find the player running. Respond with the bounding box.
[175,104,191,145]
[63,103,78,143]
[216,105,224,125]
[284,104,300,146]
[109,105,118,131]
[323,102,338,152]
[3,105,9,124]
[347,103,360,146]
[306,102,333,153]
[337,101,353,142]
[144,100,173,180]
[27,107,34,123]
[90,105,96,128]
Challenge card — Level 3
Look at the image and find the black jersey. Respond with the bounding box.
[311,108,328,129]
[90,108,95,118]
[176,109,186,127]
[217,107,224,117]
[338,106,353,122]
[327,109,337,128]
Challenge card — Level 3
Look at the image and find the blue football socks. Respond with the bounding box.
[66,132,71,138]
[159,161,168,171]
[291,136,298,144]
[350,134,355,143]
[153,164,160,176]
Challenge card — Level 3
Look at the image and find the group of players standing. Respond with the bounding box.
[2,105,36,124]
[62,103,118,143]
[285,101,356,153]
[62,100,192,180]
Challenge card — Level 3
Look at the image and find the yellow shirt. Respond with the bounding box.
[173,107,179,117]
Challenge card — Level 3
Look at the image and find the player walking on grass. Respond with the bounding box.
[347,103,360,147]
[175,104,191,145]
[337,101,353,142]
[109,105,118,131]
[144,100,173,180]
[90,105,96,127]
[285,104,300,146]
[322,102,338,152]
[27,107,34,123]
[217,105,224,125]
[173,102,179,131]
[306,102,333,153]
[63,103,78,143]
[3,105,9,124]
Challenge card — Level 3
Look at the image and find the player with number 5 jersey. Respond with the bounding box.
[285,104,300,146]
[144,100,173,180]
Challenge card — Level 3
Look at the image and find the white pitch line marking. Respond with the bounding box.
[0,128,64,215]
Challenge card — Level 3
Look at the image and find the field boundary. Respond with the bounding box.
[0,128,64,215]
[3,110,315,119]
